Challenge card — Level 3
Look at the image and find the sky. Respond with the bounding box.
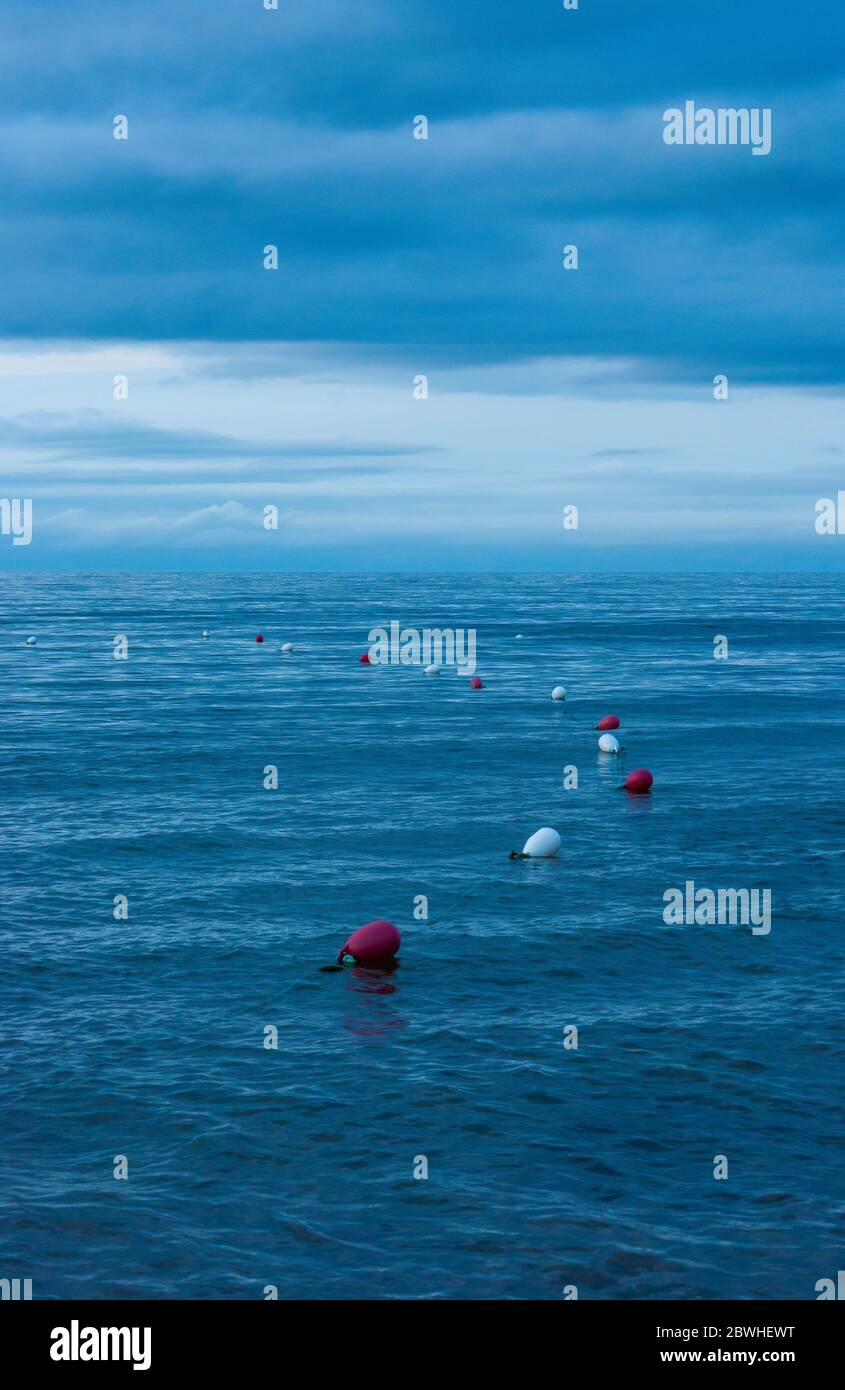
[0,0,842,571]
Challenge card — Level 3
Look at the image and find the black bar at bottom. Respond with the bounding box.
[1,1299,840,1376]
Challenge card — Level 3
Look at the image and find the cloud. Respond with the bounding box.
[0,5,842,571]
[0,3,839,382]
[41,499,267,548]
[0,410,439,480]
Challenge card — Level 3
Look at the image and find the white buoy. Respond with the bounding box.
[515,634,523,640]
[598,733,620,754]
[202,630,209,640]
[24,636,37,646]
[281,642,294,653]
[551,686,566,701]
[520,826,561,858]
[424,663,441,675]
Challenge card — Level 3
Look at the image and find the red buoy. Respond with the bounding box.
[469,676,483,689]
[359,651,371,664]
[337,919,400,964]
[625,768,653,795]
[255,634,264,644]
[596,715,619,730]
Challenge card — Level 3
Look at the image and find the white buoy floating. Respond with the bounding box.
[551,686,566,701]
[24,636,37,646]
[202,630,209,640]
[598,733,620,754]
[281,642,294,653]
[515,634,523,640]
[512,826,561,859]
[424,664,441,675]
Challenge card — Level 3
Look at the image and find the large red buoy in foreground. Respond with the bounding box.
[469,676,483,689]
[625,768,653,795]
[255,634,264,644]
[338,919,400,963]
[359,651,371,664]
[596,715,619,730]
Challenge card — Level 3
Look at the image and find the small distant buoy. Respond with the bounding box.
[551,686,566,701]
[625,768,653,795]
[424,664,440,675]
[469,676,483,689]
[255,634,264,644]
[281,642,294,653]
[202,630,209,640]
[598,733,620,754]
[596,715,620,731]
[24,636,37,646]
[512,826,561,859]
[515,634,523,640]
[337,919,401,964]
[359,651,371,664]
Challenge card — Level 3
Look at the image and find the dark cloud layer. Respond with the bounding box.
[0,1,841,381]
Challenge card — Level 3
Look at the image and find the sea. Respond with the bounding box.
[1,571,843,1300]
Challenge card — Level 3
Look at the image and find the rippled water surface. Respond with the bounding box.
[1,572,843,1299]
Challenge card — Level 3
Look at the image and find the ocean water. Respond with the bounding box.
[1,571,843,1301]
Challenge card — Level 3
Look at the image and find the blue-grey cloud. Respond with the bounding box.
[0,1,839,383]
[0,411,439,477]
